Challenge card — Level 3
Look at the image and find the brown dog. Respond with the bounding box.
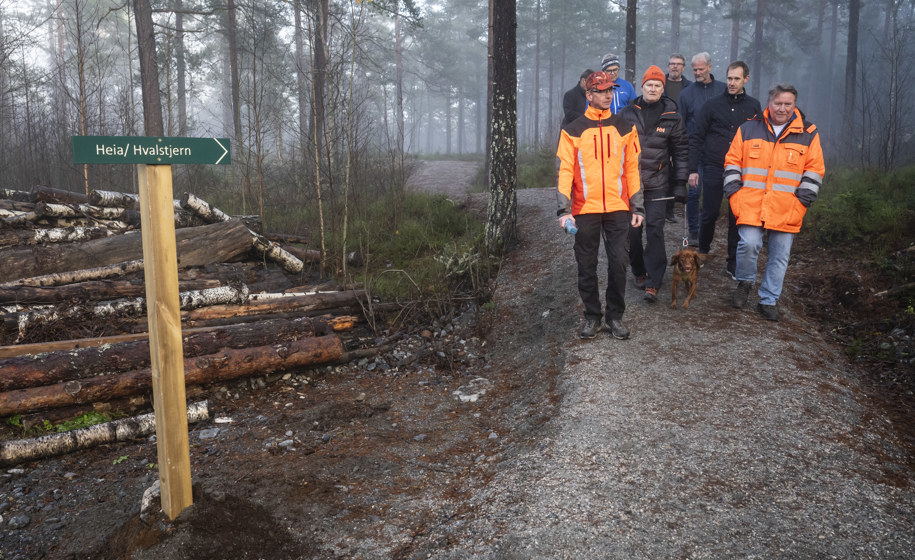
[669,248,708,309]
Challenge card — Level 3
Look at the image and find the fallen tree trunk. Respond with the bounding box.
[2,211,39,228]
[180,192,231,222]
[0,326,221,359]
[0,316,326,391]
[251,235,304,273]
[0,189,33,203]
[0,199,35,212]
[0,335,343,416]
[86,191,205,228]
[0,313,353,359]
[34,202,141,226]
[0,400,209,466]
[0,226,114,248]
[31,186,88,205]
[181,193,302,273]
[179,310,363,330]
[0,278,221,305]
[0,260,145,289]
[0,219,254,284]
[182,289,366,322]
[5,285,251,338]
[267,233,309,245]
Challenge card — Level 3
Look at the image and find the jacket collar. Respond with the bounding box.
[696,74,717,88]
[763,107,803,131]
[725,89,748,103]
[632,96,676,112]
[585,105,613,120]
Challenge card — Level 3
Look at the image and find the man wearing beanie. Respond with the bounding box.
[600,53,636,113]
[619,66,689,303]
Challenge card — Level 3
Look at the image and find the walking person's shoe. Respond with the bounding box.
[757,303,780,322]
[579,318,601,339]
[724,267,737,281]
[688,230,699,247]
[643,287,658,303]
[607,319,630,340]
[731,281,751,309]
[634,274,646,289]
[666,213,678,224]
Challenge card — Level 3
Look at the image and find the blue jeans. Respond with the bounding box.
[735,226,795,305]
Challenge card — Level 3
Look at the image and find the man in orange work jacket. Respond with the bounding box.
[723,83,825,322]
[557,70,645,340]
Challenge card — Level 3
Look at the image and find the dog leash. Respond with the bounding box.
[682,208,690,247]
[653,195,690,247]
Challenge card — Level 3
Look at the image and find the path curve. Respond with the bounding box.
[405,160,481,200]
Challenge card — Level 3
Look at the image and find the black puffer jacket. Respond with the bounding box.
[619,96,689,193]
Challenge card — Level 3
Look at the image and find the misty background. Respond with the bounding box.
[0,0,910,215]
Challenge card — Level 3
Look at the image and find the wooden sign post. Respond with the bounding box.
[73,136,230,519]
[137,163,192,518]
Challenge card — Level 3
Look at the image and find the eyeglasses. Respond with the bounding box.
[668,62,685,66]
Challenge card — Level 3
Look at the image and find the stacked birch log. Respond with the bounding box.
[0,186,373,447]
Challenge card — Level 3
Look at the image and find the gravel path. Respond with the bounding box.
[413,186,915,559]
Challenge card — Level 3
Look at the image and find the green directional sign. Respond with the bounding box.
[72,136,231,165]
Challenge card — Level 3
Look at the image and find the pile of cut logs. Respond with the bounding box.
[0,186,375,435]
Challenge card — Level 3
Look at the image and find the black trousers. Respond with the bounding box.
[629,196,668,290]
[573,211,630,322]
[698,164,739,273]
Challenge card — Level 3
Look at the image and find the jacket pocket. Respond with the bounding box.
[786,196,808,229]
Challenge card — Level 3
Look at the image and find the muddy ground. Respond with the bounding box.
[0,161,912,559]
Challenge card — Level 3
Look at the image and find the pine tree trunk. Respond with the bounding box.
[751,0,766,99]
[485,0,517,252]
[625,0,637,84]
[133,0,164,136]
[844,0,860,118]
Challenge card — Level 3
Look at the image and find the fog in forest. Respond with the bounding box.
[0,0,911,200]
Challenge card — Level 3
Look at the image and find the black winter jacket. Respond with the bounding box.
[619,96,689,194]
[688,90,761,172]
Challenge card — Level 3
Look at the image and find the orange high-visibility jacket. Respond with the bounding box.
[556,105,644,217]
[723,108,825,233]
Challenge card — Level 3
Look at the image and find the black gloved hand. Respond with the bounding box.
[673,181,687,203]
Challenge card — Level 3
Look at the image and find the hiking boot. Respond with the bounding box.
[724,267,737,281]
[688,231,699,247]
[579,318,600,339]
[732,281,751,309]
[757,302,780,322]
[634,274,646,289]
[607,319,630,340]
[643,287,658,303]
[666,213,678,224]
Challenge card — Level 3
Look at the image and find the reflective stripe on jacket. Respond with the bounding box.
[723,108,825,233]
[557,105,644,217]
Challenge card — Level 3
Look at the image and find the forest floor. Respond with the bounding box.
[0,160,913,559]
